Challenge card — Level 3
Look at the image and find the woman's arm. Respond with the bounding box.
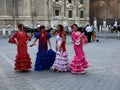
[71,32,76,42]
[50,30,57,36]
[26,33,31,44]
[81,35,87,45]
[47,39,52,49]
[8,32,17,45]
[30,32,40,47]
[30,38,37,47]
[26,33,31,41]
[62,32,66,42]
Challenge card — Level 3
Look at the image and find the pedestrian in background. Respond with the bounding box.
[85,25,93,42]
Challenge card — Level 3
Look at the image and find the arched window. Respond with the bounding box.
[80,0,83,4]
[68,10,72,18]
[55,0,59,2]
[55,10,59,16]
[68,0,72,3]
[80,11,84,18]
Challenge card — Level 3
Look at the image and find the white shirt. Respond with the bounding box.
[86,26,93,33]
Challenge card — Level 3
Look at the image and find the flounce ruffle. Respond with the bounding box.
[35,49,56,71]
[14,54,32,71]
[70,56,89,73]
[51,51,69,72]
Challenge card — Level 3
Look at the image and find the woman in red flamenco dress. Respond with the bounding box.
[8,24,32,71]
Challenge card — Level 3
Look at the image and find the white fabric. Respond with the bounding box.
[56,34,62,51]
[51,51,69,71]
[86,26,93,32]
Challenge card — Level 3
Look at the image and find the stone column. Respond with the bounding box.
[64,0,66,17]
[118,0,120,19]
[2,28,6,38]
[46,0,51,26]
[4,0,6,15]
[103,20,106,27]
[13,0,18,30]
[99,25,102,32]
[7,25,12,37]
[94,18,97,31]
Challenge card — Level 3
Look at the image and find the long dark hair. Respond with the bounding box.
[39,25,45,31]
[57,24,66,53]
[18,23,24,30]
[39,25,48,52]
[71,24,85,33]
[57,24,64,32]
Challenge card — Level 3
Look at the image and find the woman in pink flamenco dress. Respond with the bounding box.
[8,24,32,71]
[70,24,89,74]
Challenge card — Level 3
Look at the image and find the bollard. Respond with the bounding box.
[118,31,120,39]
[107,25,109,32]
[2,28,6,38]
[8,29,12,37]
[99,25,102,32]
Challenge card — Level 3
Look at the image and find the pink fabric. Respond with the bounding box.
[70,32,89,73]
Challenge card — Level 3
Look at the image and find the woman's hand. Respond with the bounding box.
[26,40,29,44]
[50,46,52,50]
[50,30,54,36]
[30,38,37,47]
[30,43,36,47]
[15,42,18,46]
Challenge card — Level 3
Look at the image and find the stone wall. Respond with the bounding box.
[0,0,90,29]
[90,0,120,25]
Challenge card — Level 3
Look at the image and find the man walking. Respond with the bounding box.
[85,25,93,42]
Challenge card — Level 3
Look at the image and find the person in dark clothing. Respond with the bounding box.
[85,25,93,42]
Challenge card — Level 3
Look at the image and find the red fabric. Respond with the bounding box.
[39,32,48,52]
[59,31,66,53]
[71,25,74,29]
[61,41,66,53]
[8,31,32,71]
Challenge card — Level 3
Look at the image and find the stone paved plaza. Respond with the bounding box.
[0,35,120,90]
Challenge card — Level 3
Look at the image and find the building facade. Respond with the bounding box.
[90,0,120,25]
[0,0,89,29]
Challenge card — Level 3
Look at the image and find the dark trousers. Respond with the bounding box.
[87,32,92,42]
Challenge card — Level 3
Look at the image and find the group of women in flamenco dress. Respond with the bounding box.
[9,23,89,74]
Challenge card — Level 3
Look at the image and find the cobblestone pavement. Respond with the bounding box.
[0,35,120,90]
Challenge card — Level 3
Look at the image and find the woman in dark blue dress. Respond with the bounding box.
[31,25,55,71]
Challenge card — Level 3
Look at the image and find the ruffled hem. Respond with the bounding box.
[35,55,55,64]
[16,54,31,59]
[35,60,55,71]
[35,49,56,71]
[51,62,69,68]
[14,61,32,71]
[14,55,32,71]
[14,65,32,71]
[35,65,50,71]
[51,66,69,72]
[51,51,69,72]
[70,56,89,73]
